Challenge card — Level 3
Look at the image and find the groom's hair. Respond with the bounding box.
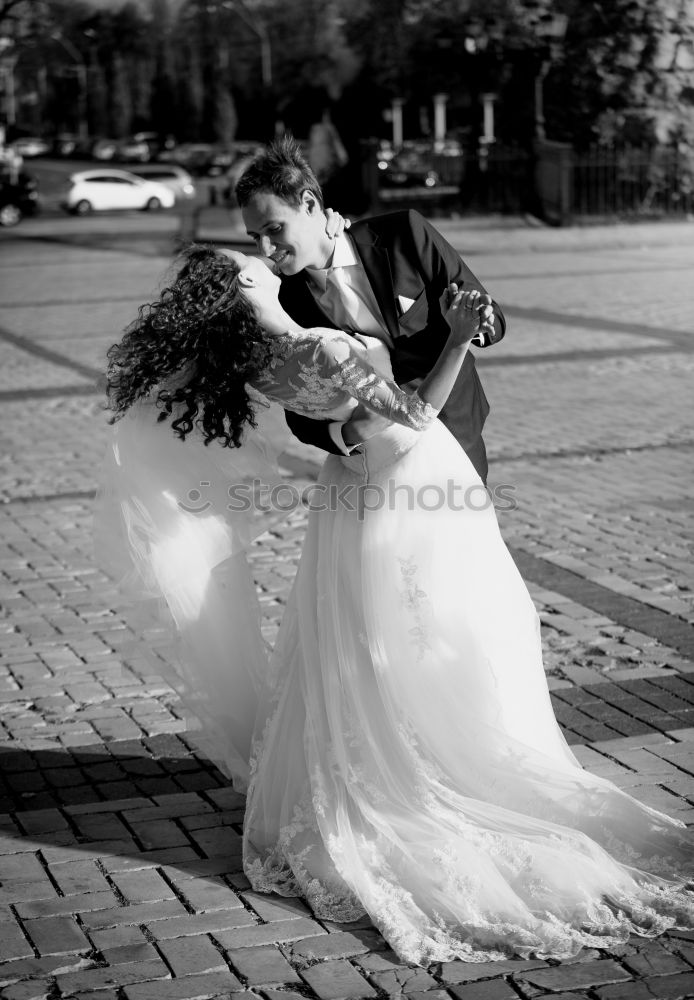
[235,134,324,210]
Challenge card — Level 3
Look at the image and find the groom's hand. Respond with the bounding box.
[325,208,352,239]
[342,404,392,449]
[446,284,495,346]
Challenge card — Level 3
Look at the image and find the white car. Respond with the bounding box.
[9,136,50,157]
[128,164,196,202]
[61,169,176,215]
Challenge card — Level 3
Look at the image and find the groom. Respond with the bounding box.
[235,136,506,483]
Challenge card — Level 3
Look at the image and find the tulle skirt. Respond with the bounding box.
[96,405,694,966]
[242,419,694,964]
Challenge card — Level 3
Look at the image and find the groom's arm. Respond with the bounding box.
[388,211,505,384]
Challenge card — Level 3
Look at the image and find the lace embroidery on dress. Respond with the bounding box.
[398,557,433,662]
[333,357,437,431]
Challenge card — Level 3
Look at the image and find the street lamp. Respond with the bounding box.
[51,32,88,140]
[533,13,568,141]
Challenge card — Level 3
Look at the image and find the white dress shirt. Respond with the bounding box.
[305,234,394,455]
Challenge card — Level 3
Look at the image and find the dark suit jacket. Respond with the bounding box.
[279,209,506,483]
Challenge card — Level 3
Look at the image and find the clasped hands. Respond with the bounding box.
[444,285,495,347]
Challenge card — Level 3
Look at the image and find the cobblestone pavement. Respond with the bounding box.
[0,213,693,1000]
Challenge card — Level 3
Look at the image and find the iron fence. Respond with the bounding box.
[373,142,694,220]
[572,144,694,217]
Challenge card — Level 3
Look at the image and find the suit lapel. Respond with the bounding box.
[349,226,400,342]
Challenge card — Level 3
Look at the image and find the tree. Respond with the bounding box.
[549,0,694,147]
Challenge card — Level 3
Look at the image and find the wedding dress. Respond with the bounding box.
[97,327,693,966]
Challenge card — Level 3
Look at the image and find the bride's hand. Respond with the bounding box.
[325,208,351,239]
[444,286,494,346]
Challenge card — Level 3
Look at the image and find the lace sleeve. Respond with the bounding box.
[318,336,438,432]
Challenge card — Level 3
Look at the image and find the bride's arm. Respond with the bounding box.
[334,288,493,434]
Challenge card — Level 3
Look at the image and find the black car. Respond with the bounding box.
[379,149,440,189]
[0,171,40,227]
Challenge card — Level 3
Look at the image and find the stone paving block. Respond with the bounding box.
[301,959,377,999]
[202,787,246,810]
[240,890,310,922]
[0,880,59,907]
[0,954,93,987]
[70,992,120,1000]
[129,818,193,850]
[228,944,302,985]
[79,898,188,929]
[448,982,520,1000]
[404,992,452,1000]
[158,934,228,976]
[161,857,241,881]
[110,867,177,903]
[121,969,245,999]
[101,941,162,965]
[22,914,91,956]
[438,958,548,983]
[72,812,132,841]
[64,796,151,815]
[367,963,440,993]
[0,917,34,962]
[15,889,117,918]
[187,826,242,858]
[55,958,171,995]
[174,876,244,913]
[101,846,199,871]
[122,799,214,822]
[290,930,383,962]
[261,991,316,1000]
[642,972,694,998]
[145,908,258,939]
[16,808,69,835]
[0,981,53,1000]
[88,924,150,952]
[48,858,112,895]
[517,959,631,990]
[214,917,326,950]
[0,853,46,886]
[595,981,677,999]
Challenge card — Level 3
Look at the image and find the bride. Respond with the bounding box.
[99,243,693,966]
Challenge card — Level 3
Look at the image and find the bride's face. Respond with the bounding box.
[221,250,281,312]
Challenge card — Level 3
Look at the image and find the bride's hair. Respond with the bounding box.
[105,244,276,448]
[235,133,324,209]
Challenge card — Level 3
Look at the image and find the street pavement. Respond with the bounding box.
[0,206,693,1000]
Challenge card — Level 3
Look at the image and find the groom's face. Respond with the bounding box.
[242,190,333,276]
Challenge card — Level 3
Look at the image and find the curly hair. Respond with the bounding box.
[106,244,276,448]
[235,133,324,209]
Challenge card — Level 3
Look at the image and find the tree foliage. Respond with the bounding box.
[1,0,692,151]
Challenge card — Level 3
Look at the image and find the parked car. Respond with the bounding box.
[0,171,40,226]
[128,164,196,202]
[9,136,50,158]
[161,143,233,177]
[91,138,119,161]
[60,169,176,215]
[379,148,439,189]
[115,135,151,163]
[222,144,264,205]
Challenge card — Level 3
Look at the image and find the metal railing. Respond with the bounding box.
[371,142,694,220]
[572,144,694,217]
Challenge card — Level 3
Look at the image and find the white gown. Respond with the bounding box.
[97,328,694,966]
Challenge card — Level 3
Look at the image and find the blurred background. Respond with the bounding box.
[1,0,693,227]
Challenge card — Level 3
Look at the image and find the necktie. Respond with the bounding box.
[322,267,387,340]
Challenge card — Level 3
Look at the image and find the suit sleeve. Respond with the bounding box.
[406,210,505,346]
[284,408,343,455]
